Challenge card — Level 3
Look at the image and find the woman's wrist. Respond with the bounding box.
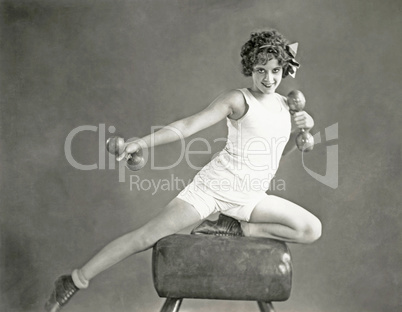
[135,138,149,150]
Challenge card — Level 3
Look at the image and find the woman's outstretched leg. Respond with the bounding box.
[79,197,201,280]
[45,197,201,312]
[242,195,322,244]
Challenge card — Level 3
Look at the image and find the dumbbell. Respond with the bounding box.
[106,136,145,171]
[287,90,314,152]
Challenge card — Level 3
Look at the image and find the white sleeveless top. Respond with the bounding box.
[193,88,291,205]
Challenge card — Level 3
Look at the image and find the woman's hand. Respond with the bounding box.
[117,141,142,162]
[292,111,314,130]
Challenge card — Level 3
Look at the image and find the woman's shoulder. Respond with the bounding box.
[220,88,247,101]
[275,92,290,109]
[216,89,247,119]
[214,89,247,108]
[275,92,287,102]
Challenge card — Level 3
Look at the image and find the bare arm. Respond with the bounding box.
[282,113,315,156]
[282,129,298,156]
[282,95,315,156]
[123,90,245,156]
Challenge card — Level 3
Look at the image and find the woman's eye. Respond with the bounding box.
[257,69,265,74]
[273,68,281,74]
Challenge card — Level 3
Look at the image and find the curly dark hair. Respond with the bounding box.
[240,29,297,78]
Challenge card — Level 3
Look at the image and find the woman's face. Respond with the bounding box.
[251,58,283,94]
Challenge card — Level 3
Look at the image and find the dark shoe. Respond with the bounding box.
[45,275,79,312]
[191,214,244,237]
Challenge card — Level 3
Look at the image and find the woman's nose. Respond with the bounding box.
[263,72,273,82]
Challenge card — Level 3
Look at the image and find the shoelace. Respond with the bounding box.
[57,278,78,306]
[60,288,76,304]
[217,218,243,236]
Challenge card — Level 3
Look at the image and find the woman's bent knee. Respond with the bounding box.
[300,217,322,244]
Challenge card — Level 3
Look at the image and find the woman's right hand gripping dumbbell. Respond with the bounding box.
[106,136,145,171]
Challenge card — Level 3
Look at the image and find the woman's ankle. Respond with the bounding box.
[71,269,89,289]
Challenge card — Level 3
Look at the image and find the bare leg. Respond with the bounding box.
[79,197,201,281]
[242,195,321,244]
[45,198,201,311]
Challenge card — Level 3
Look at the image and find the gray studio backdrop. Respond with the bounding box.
[1,0,401,311]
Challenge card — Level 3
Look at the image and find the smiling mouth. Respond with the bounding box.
[262,82,274,88]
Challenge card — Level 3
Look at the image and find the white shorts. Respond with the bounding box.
[176,181,268,222]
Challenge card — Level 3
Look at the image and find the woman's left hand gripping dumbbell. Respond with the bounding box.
[287,90,315,152]
[293,109,315,152]
[106,136,145,171]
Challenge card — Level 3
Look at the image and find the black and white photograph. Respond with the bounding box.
[1,1,401,311]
